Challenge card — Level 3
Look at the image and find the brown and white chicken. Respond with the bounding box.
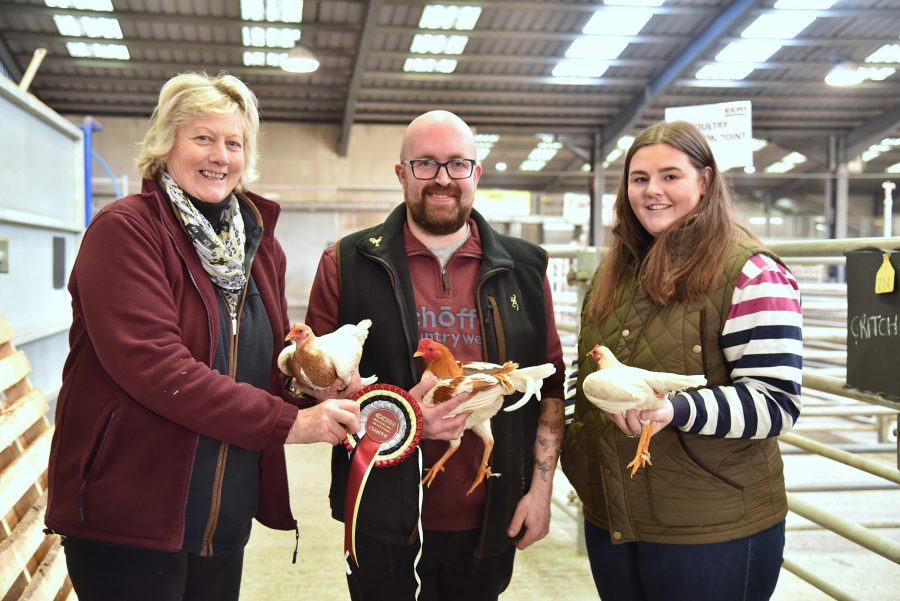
[582,344,706,476]
[413,339,555,494]
[278,319,377,395]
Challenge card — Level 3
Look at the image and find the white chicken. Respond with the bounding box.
[277,319,378,395]
[582,344,706,476]
[414,339,556,494]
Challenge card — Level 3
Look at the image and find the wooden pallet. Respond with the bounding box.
[0,315,73,601]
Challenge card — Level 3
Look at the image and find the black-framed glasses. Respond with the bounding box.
[401,159,476,180]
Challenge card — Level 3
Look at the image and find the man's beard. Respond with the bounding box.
[405,182,471,236]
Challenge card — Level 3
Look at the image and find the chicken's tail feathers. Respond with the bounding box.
[669,374,707,391]
[356,318,373,331]
[650,373,707,395]
[501,363,556,412]
[360,374,378,386]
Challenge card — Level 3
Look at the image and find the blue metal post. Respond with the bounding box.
[79,116,102,227]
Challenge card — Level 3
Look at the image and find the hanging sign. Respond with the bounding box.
[665,100,753,171]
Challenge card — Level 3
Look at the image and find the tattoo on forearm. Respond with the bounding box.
[535,456,555,482]
[539,418,561,434]
[537,433,554,450]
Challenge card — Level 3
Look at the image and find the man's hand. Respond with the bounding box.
[286,398,361,445]
[506,488,551,550]
[408,374,470,441]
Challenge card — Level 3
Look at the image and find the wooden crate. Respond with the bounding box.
[0,315,73,601]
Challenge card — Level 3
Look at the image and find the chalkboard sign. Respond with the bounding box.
[846,248,900,400]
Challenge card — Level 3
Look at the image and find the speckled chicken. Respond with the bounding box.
[414,339,555,494]
[582,344,706,476]
[277,319,377,395]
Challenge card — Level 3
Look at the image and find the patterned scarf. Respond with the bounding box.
[160,170,247,318]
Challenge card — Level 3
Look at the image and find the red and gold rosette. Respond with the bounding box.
[343,384,422,566]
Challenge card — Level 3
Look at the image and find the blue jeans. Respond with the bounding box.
[584,519,785,601]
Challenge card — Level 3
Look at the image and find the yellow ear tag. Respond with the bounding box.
[874,253,895,294]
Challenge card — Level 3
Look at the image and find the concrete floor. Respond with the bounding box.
[243,438,899,600]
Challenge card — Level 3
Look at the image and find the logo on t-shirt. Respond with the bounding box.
[417,305,481,351]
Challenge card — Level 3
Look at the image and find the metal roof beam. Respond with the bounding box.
[2,31,354,59]
[356,101,617,117]
[600,0,757,157]
[0,33,20,80]
[383,1,707,16]
[845,104,900,160]
[30,73,348,97]
[359,88,630,104]
[0,4,355,33]
[32,55,351,79]
[338,0,381,157]
[384,1,900,20]
[362,71,645,87]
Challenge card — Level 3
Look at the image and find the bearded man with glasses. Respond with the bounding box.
[305,110,565,600]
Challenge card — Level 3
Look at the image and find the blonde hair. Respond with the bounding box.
[136,72,260,190]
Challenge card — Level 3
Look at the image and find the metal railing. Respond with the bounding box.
[547,236,900,601]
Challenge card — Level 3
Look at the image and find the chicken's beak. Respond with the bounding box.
[285,334,292,342]
[413,351,424,358]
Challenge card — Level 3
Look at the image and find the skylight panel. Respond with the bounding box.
[858,67,896,82]
[695,63,755,81]
[698,1,830,83]
[410,34,469,55]
[241,0,303,23]
[475,134,499,162]
[406,5,478,75]
[45,0,113,10]
[716,39,783,63]
[552,60,609,78]
[764,151,807,174]
[528,141,563,162]
[46,0,130,60]
[604,0,665,6]
[66,41,129,60]
[773,0,837,8]
[741,13,816,40]
[519,160,547,172]
[243,50,288,67]
[749,138,768,152]
[886,163,900,174]
[617,135,635,150]
[867,44,900,63]
[242,26,301,48]
[582,7,654,36]
[419,5,482,30]
[239,1,303,67]
[860,138,900,162]
[403,57,458,73]
[565,37,630,60]
[519,140,562,171]
[53,15,123,39]
[603,148,622,168]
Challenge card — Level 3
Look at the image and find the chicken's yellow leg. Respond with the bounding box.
[626,421,655,477]
[467,438,497,495]
[421,441,459,488]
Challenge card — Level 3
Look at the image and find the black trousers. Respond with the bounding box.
[347,529,516,601]
[62,537,244,601]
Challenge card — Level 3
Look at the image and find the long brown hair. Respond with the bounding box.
[587,120,759,323]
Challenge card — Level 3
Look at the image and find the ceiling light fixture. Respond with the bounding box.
[281,45,319,73]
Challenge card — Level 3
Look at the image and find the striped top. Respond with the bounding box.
[670,253,803,438]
